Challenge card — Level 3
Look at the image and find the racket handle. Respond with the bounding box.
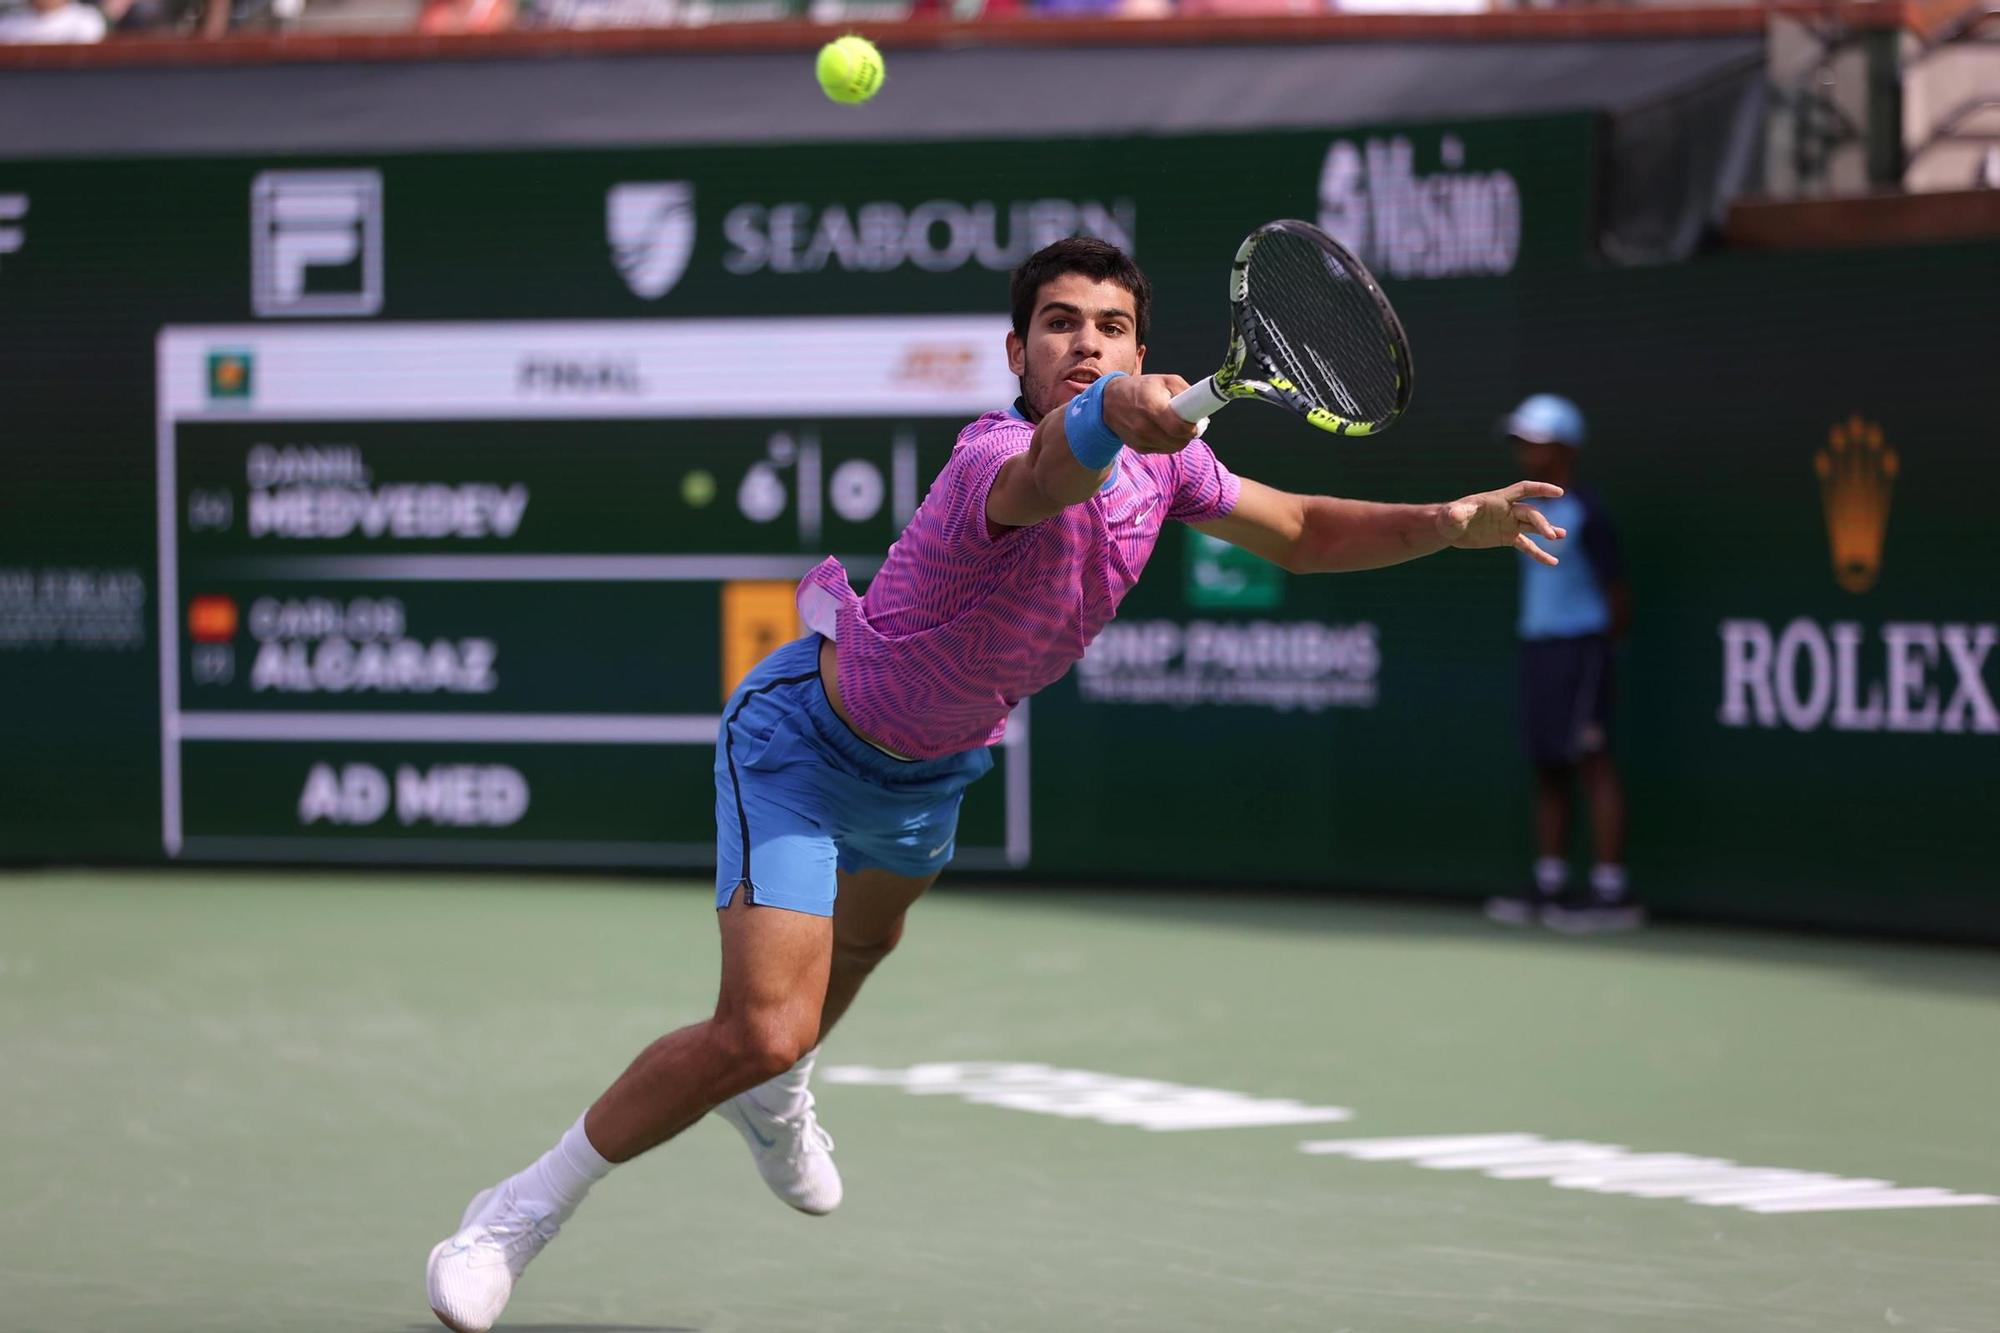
[1171,375,1230,424]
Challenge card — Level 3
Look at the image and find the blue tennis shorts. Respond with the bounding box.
[713,635,994,916]
[1520,633,1616,766]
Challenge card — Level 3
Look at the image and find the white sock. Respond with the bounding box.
[1590,863,1629,903]
[748,1046,819,1118]
[1534,857,1568,899]
[510,1113,614,1220]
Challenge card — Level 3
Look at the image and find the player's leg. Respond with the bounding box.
[1534,763,1574,871]
[587,890,832,1161]
[428,892,829,1331]
[700,635,861,1216]
[428,637,841,1330]
[810,750,987,1042]
[1580,753,1625,877]
[1491,638,1576,924]
[600,637,843,1152]
[1577,635,1637,923]
[819,865,937,1040]
[1509,761,1574,921]
[427,893,831,1332]
[722,708,991,1215]
[1577,752,1638,927]
[1537,634,1597,909]
[714,866,936,1219]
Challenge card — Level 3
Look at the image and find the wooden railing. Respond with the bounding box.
[0,1,1960,71]
[1727,187,2000,247]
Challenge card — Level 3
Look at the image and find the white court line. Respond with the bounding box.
[178,836,714,867]
[178,712,717,743]
[156,337,184,855]
[193,553,883,582]
[1298,1133,2000,1216]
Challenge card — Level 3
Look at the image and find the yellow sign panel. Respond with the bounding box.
[721,580,804,700]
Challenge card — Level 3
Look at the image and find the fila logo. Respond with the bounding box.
[251,170,384,318]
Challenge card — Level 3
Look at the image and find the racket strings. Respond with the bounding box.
[1242,232,1404,427]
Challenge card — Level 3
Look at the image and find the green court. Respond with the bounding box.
[4,871,1996,1333]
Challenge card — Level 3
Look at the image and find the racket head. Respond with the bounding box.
[1211,219,1414,437]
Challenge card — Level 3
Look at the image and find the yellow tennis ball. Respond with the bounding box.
[816,35,884,106]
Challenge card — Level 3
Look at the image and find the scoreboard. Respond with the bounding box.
[156,317,1032,868]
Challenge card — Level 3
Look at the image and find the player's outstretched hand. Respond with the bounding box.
[1439,481,1567,565]
[1103,374,1203,454]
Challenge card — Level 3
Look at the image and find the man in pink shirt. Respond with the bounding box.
[427,238,1566,1332]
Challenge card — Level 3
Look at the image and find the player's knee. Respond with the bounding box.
[718,1009,816,1082]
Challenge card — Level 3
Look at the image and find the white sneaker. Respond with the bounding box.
[426,1184,562,1333]
[1484,895,1542,926]
[1544,903,1648,935]
[715,1088,843,1215]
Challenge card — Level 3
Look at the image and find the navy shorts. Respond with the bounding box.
[713,635,994,916]
[1520,634,1615,766]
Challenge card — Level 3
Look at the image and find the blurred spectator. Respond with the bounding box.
[1484,394,1640,933]
[523,0,790,25]
[206,0,301,33]
[91,0,301,37]
[904,0,1021,16]
[525,0,674,23]
[1179,0,1320,14]
[1029,0,1169,14]
[418,0,513,31]
[1330,0,1488,11]
[0,0,108,41]
[96,0,177,32]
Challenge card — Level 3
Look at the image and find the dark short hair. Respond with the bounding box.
[1009,236,1152,347]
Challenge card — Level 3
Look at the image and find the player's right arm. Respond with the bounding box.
[986,374,1200,531]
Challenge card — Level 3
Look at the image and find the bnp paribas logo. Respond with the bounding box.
[1814,414,1899,593]
[607,182,695,300]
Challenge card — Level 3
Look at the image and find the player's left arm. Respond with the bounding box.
[1192,475,1568,575]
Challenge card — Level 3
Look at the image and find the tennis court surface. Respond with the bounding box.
[4,871,1995,1333]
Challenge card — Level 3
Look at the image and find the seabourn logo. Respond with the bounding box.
[607,182,696,300]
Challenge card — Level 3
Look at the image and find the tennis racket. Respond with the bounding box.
[1171,219,1415,437]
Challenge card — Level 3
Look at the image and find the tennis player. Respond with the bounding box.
[427,237,1567,1332]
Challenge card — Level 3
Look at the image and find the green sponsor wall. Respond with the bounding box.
[1,115,1994,938]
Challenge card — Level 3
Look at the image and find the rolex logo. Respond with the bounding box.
[1814,415,1898,594]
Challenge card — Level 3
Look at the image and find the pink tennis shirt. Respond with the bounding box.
[796,407,1241,759]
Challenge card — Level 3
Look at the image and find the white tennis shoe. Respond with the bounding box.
[715,1087,843,1215]
[426,1184,562,1333]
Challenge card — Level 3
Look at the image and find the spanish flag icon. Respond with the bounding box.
[188,595,239,643]
[206,349,253,400]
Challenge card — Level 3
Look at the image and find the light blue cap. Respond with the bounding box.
[1505,394,1586,449]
